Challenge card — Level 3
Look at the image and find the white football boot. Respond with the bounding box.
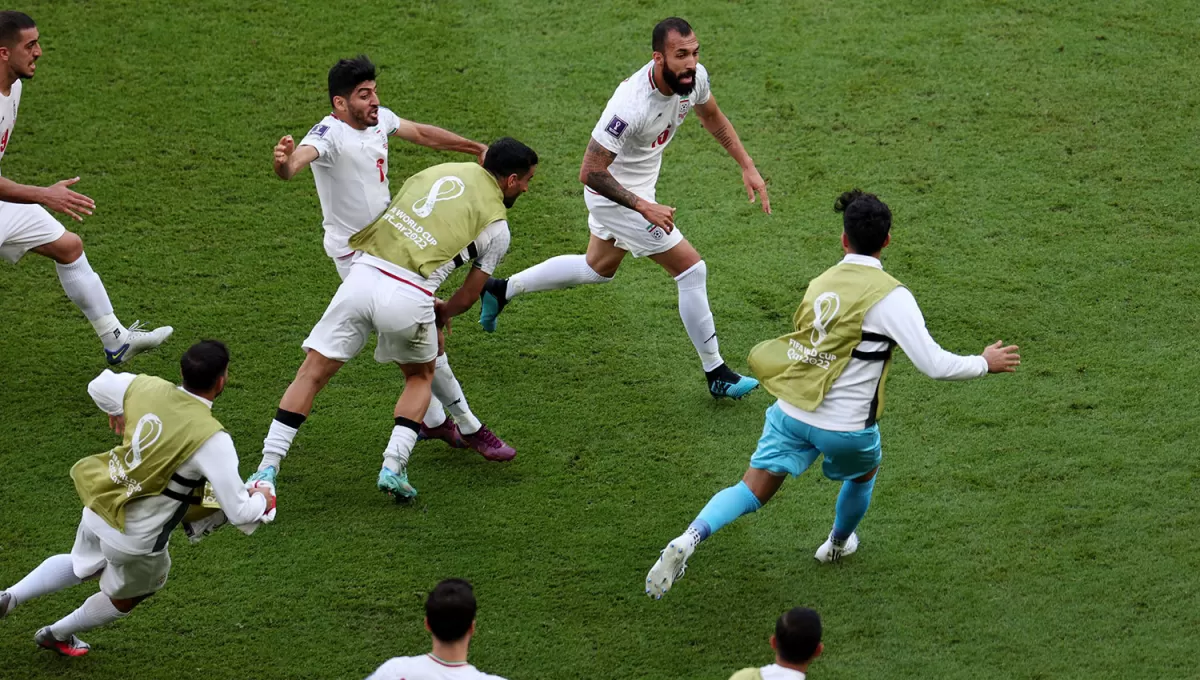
[815,531,859,563]
[645,536,695,600]
[104,321,174,365]
[0,590,13,619]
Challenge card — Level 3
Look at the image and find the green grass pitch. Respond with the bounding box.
[1,1,1198,678]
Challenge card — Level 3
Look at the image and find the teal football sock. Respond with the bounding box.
[692,481,762,541]
[832,475,877,540]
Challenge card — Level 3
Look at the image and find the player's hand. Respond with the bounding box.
[248,481,277,515]
[982,340,1020,373]
[40,177,95,222]
[274,135,295,165]
[434,300,453,336]
[476,144,487,166]
[638,200,677,232]
[108,414,125,436]
[742,165,771,214]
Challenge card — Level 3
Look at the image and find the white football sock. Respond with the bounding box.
[422,392,448,429]
[382,425,419,473]
[6,554,82,607]
[675,260,723,372]
[261,419,300,471]
[507,254,612,299]
[430,354,481,435]
[55,253,124,348]
[49,592,126,640]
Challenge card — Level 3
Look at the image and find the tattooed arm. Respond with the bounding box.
[579,139,677,231]
[694,94,771,214]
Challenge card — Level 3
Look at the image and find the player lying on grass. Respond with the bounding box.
[271,55,512,459]
[0,341,276,657]
[479,17,769,400]
[251,138,538,502]
[646,190,1020,598]
[0,11,171,364]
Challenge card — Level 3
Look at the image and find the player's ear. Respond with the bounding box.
[769,634,778,652]
[423,617,432,633]
[882,233,891,249]
[331,95,346,113]
[813,642,824,660]
[841,232,850,252]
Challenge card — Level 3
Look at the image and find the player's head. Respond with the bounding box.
[328,55,379,129]
[483,137,539,208]
[836,189,892,256]
[181,340,230,399]
[771,607,824,668]
[652,17,699,96]
[424,578,478,645]
[0,11,39,80]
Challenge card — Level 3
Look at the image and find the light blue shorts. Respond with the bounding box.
[748,402,882,481]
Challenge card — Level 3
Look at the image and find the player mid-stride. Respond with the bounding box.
[0,11,171,363]
[645,190,1020,599]
[478,17,769,400]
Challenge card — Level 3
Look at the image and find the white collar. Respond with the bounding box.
[762,664,806,680]
[176,386,214,410]
[841,253,883,270]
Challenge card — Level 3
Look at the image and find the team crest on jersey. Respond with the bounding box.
[605,115,628,138]
[309,123,330,138]
[678,100,690,121]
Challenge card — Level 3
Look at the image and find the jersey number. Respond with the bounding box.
[651,128,671,148]
[0,128,9,154]
[376,158,385,183]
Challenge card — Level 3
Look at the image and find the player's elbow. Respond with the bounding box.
[578,166,590,185]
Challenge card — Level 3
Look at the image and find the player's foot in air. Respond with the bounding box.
[645,537,694,600]
[706,363,759,400]
[815,532,859,563]
[478,277,509,333]
[0,591,13,619]
[104,321,174,365]
[462,425,516,462]
[35,626,90,657]
[419,416,468,448]
[246,466,278,491]
[377,466,417,502]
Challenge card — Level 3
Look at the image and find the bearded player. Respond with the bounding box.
[265,55,514,480]
[0,11,171,363]
[479,17,769,399]
[256,138,537,501]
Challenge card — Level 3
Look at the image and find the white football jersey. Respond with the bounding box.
[588,61,710,201]
[0,79,23,175]
[300,107,403,258]
[366,654,506,680]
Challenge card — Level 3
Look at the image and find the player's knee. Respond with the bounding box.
[111,593,152,613]
[41,231,84,264]
[295,353,338,389]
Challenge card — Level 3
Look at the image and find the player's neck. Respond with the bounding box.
[429,638,470,665]
[0,68,17,96]
[331,110,367,131]
[650,64,674,96]
[774,656,810,674]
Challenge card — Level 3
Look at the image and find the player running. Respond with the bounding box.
[478,17,770,399]
[254,138,537,502]
[0,11,171,364]
[269,55,514,463]
[645,190,1021,599]
[0,341,276,656]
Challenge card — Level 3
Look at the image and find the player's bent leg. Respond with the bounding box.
[378,359,435,502]
[650,240,758,399]
[425,354,516,461]
[254,350,346,483]
[1,554,84,618]
[419,351,468,449]
[817,466,878,563]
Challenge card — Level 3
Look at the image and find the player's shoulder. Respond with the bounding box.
[366,655,424,679]
[376,106,402,134]
[304,114,340,141]
[608,61,656,109]
[728,667,765,680]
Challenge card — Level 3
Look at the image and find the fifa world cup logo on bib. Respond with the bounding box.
[412,175,466,217]
[810,292,841,347]
[124,413,164,472]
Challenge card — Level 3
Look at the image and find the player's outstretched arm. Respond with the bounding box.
[273,135,319,180]
[580,139,676,231]
[436,267,491,332]
[0,175,95,221]
[393,120,488,162]
[694,95,771,214]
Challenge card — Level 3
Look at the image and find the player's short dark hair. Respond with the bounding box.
[483,137,538,179]
[0,11,36,48]
[426,578,477,643]
[181,340,230,393]
[835,189,892,254]
[653,17,693,53]
[775,607,822,665]
[328,55,376,105]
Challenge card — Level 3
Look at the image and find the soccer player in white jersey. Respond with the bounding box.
[268,55,514,462]
[367,579,506,680]
[728,608,823,680]
[0,341,275,657]
[479,17,770,399]
[645,191,1021,599]
[0,11,171,364]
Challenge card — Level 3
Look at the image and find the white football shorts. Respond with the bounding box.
[70,517,171,599]
[303,263,437,365]
[0,201,66,264]
[585,189,683,258]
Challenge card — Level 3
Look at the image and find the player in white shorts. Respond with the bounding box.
[0,12,171,364]
[255,139,537,502]
[367,579,507,680]
[265,55,514,467]
[479,17,771,400]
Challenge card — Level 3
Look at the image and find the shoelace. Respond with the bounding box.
[471,426,502,447]
[126,320,148,334]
